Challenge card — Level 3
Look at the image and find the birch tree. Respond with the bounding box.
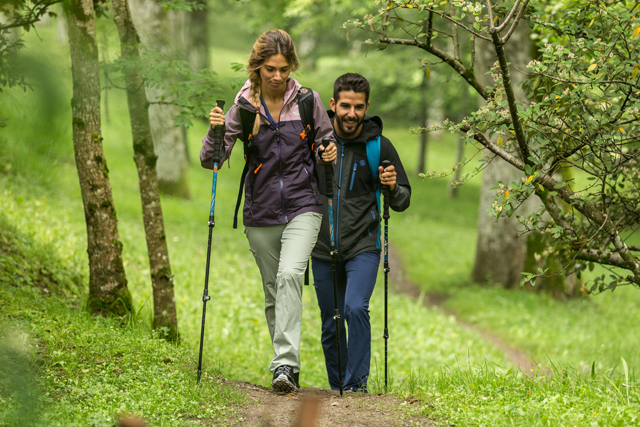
[129,0,190,198]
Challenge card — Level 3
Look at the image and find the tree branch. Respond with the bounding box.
[491,32,531,164]
[448,1,460,62]
[0,1,61,31]
[465,125,640,282]
[379,36,489,100]
[494,0,523,33]
[577,249,628,270]
[407,5,492,42]
[501,0,531,44]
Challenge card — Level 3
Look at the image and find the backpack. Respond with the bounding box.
[233,87,316,229]
[365,136,382,249]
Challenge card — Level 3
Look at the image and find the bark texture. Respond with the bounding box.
[112,0,178,340]
[129,0,190,198]
[65,0,131,316]
[186,0,208,72]
[471,20,534,288]
[417,71,429,176]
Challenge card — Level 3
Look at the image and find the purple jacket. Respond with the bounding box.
[200,78,335,227]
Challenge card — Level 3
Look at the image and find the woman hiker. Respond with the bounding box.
[200,29,336,393]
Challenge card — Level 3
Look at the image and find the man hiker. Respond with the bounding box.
[311,73,411,392]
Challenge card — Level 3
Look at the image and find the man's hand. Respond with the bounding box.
[379,164,397,192]
[319,142,337,163]
[209,102,225,129]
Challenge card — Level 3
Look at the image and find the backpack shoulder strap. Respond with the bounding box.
[237,98,256,145]
[298,88,316,281]
[234,99,258,229]
[365,135,382,249]
[365,135,381,182]
[297,87,315,148]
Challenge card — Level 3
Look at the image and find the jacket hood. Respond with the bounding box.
[327,110,383,144]
[235,78,302,109]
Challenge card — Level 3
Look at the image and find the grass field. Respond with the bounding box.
[1,22,639,426]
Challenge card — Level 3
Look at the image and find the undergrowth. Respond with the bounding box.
[0,214,244,426]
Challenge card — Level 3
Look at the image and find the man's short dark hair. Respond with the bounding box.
[333,73,370,104]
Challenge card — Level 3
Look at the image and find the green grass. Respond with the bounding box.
[399,361,639,426]
[2,19,640,426]
[0,210,245,426]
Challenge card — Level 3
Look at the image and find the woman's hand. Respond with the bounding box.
[319,142,337,163]
[209,103,225,129]
[379,164,397,192]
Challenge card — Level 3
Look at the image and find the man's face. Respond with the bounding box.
[330,91,369,139]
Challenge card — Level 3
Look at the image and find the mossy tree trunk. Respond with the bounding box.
[112,0,178,340]
[65,0,132,316]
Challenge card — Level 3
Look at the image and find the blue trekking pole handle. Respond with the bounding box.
[197,99,225,384]
[323,137,335,245]
[208,99,226,225]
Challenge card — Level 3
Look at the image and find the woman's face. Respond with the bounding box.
[260,54,291,93]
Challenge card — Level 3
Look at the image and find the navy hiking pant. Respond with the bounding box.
[311,250,380,392]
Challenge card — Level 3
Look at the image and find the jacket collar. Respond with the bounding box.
[236,78,302,112]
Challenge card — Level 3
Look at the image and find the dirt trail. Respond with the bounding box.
[225,380,434,427]
[223,244,534,426]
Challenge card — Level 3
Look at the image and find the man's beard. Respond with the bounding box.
[335,114,363,137]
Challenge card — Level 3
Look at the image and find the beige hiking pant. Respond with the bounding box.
[245,212,322,374]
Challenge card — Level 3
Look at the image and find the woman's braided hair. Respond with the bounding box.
[247,29,299,136]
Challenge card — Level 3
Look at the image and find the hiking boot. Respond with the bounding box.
[271,365,299,393]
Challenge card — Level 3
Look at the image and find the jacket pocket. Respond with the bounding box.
[349,163,357,191]
[346,154,371,199]
[303,166,317,197]
[367,209,377,236]
[248,160,262,205]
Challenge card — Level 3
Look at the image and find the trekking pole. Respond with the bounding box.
[323,136,343,397]
[381,159,391,392]
[197,99,225,384]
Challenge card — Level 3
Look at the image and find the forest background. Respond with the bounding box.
[1,0,640,426]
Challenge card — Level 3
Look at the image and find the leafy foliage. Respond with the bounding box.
[106,46,242,128]
[348,0,640,293]
[0,0,61,91]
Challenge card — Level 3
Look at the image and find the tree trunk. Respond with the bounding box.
[471,19,534,288]
[416,71,429,175]
[472,156,529,287]
[65,0,132,316]
[471,19,579,296]
[112,0,179,340]
[129,0,190,198]
[186,0,208,72]
[450,137,464,198]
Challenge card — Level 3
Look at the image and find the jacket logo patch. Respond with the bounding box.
[360,160,366,166]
